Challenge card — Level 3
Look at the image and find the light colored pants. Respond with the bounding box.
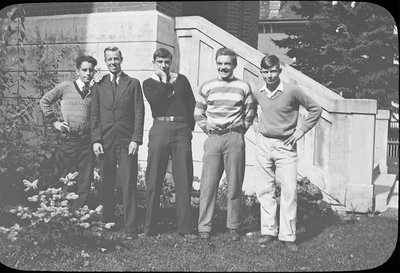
[255,131,298,242]
[198,131,245,233]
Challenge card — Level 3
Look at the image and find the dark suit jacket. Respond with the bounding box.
[90,72,145,150]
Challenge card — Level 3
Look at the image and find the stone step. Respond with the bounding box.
[374,174,398,212]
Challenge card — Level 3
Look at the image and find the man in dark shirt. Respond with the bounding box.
[140,48,197,239]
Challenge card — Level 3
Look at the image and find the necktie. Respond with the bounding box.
[112,76,117,99]
[82,84,90,97]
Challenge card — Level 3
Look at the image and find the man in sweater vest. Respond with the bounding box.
[195,48,255,241]
[40,55,97,212]
[139,48,197,240]
[252,55,322,251]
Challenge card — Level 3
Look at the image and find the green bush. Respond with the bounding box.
[0,172,115,249]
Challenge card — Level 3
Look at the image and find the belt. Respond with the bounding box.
[155,116,186,122]
[208,127,243,135]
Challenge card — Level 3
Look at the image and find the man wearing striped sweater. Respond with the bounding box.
[195,47,255,241]
[253,55,322,251]
[40,55,98,212]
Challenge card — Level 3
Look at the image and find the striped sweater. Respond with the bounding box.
[40,81,91,132]
[194,76,255,133]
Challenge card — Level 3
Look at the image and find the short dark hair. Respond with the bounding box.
[215,47,237,66]
[260,55,280,69]
[104,46,122,59]
[153,47,173,61]
[76,55,97,69]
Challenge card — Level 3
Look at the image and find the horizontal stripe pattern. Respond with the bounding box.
[194,77,255,132]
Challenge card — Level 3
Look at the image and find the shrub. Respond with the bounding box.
[0,172,115,249]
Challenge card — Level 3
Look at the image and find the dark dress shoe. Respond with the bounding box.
[138,232,151,239]
[229,229,240,241]
[257,235,275,244]
[199,232,210,240]
[283,241,298,251]
[180,233,198,240]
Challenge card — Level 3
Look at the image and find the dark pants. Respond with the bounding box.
[99,139,138,233]
[143,120,194,234]
[59,133,95,212]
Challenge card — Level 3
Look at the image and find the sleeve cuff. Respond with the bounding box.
[45,113,57,124]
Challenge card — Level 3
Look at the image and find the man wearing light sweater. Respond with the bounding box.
[195,47,255,241]
[252,55,322,251]
[40,55,98,212]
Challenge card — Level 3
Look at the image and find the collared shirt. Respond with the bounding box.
[260,81,283,99]
[75,78,91,98]
[110,71,122,84]
[75,78,88,91]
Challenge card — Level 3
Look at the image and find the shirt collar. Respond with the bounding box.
[260,81,283,93]
[75,78,86,90]
[110,71,122,82]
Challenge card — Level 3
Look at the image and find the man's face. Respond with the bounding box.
[153,57,171,75]
[216,55,236,80]
[104,50,123,75]
[77,61,96,84]
[260,65,281,85]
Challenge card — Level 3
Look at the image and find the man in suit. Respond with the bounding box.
[91,46,145,239]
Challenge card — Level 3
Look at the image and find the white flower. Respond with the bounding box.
[0,227,10,233]
[80,223,90,228]
[66,172,79,181]
[351,1,356,8]
[51,188,62,195]
[66,193,79,200]
[104,222,115,229]
[27,195,39,202]
[21,213,31,219]
[11,224,21,231]
[93,170,101,180]
[95,205,103,212]
[80,215,90,221]
[9,209,16,213]
[67,182,74,187]
[23,179,38,191]
[60,200,69,206]
[332,1,338,6]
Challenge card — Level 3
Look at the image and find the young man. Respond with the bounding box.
[252,55,322,251]
[140,48,197,239]
[91,46,145,239]
[40,55,97,212]
[195,47,255,241]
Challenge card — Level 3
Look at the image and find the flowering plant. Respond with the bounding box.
[0,172,114,248]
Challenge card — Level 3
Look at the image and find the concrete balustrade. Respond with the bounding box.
[175,16,379,212]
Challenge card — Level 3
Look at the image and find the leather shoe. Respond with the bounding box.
[283,241,298,251]
[199,232,210,240]
[257,235,275,244]
[180,233,198,240]
[229,229,240,241]
[138,232,151,239]
[122,232,137,240]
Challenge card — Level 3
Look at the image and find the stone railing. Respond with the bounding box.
[175,16,378,212]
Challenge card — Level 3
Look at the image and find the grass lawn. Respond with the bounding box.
[0,204,398,272]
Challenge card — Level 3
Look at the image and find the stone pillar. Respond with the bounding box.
[374,109,390,174]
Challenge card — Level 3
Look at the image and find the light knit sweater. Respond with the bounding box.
[252,81,322,138]
[194,76,255,132]
[40,81,91,132]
